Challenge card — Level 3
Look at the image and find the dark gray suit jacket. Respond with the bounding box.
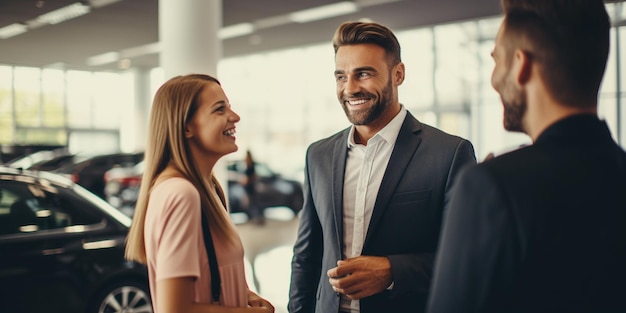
[428,114,626,313]
[289,112,476,313]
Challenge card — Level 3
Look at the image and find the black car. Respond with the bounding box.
[0,166,152,313]
[53,152,145,199]
[103,160,304,220]
[3,147,71,170]
[226,160,304,217]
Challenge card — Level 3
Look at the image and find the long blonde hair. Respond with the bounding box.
[125,74,238,264]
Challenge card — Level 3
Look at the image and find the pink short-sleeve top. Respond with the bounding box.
[144,177,248,312]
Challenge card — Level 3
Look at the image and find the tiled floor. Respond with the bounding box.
[234,208,300,313]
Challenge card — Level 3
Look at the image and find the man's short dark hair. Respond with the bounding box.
[500,0,610,107]
[332,21,402,67]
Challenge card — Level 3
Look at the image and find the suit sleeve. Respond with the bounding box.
[427,165,521,313]
[388,139,477,296]
[444,139,477,208]
[288,150,323,313]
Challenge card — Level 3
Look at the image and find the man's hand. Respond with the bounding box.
[326,256,392,300]
[483,152,495,162]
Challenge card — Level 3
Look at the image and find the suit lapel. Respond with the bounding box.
[332,129,350,258]
[363,113,423,248]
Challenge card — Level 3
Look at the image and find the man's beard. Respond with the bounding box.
[341,79,393,125]
[502,93,526,133]
[497,76,527,133]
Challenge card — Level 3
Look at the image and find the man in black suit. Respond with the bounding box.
[288,21,476,313]
[427,1,626,313]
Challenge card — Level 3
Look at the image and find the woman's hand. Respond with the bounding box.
[247,290,274,312]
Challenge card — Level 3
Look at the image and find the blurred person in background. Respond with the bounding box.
[243,149,265,225]
[125,74,274,313]
[288,21,476,313]
[428,1,626,312]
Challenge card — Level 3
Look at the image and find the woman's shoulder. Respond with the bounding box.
[150,177,200,210]
[153,176,195,192]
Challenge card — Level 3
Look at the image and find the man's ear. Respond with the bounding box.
[513,49,532,85]
[393,62,405,85]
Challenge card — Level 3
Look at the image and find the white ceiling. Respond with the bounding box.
[0,0,505,72]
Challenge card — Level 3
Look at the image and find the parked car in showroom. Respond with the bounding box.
[3,147,70,170]
[103,161,144,217]
[0,166,153,313]
[103,160,304,220]
[5,150,145,202]
[226,160,304,217]
[53,152,144,199]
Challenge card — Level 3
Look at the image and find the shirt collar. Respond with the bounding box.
[347,105,407,148]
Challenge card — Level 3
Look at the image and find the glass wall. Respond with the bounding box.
[0,66,14,144]
[1,2,625,171]
[0,67,133,155]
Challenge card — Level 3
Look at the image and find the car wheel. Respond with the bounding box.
[89,279,153,313]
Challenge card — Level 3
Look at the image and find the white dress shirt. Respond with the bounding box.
[340,106,407,312]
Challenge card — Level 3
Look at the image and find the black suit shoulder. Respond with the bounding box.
[477,134,626,191]
[419,121,469,144]
[308,126,349,153]
[405,119,476,170]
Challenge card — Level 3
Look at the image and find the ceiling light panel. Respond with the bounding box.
[218,23,255,39]
[36,2,91,25]
[289,1,358,23]
[88,0,124,9]
[0,23,28,39]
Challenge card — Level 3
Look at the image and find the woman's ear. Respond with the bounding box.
[185,127,193,138]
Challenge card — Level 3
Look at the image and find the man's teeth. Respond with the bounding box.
[224,129,236,136]
[348,99,368,106]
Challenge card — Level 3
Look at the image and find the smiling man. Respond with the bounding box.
[288,21,476,313]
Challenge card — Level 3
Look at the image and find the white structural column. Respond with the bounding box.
[121,67,150,153]
[133,68,150,152]
[119,68,149,153]
[159,0,222,78]
[158,0,228,190]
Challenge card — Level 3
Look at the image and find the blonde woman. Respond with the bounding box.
[125,74,274,313]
